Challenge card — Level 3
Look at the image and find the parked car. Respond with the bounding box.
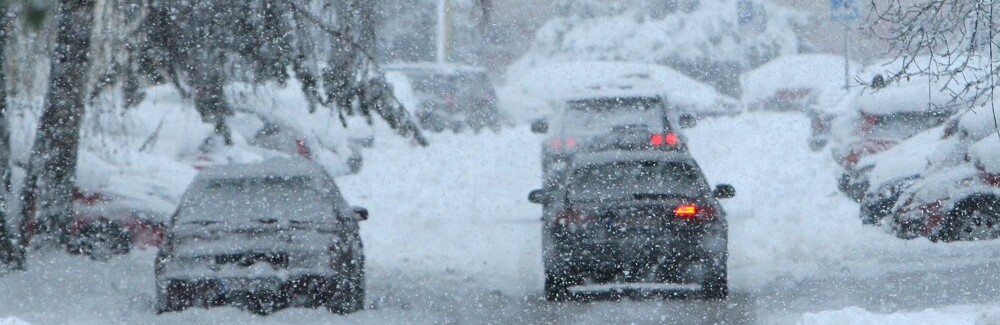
[890,136,1000,242]
[155,157,367,315]
[529,150,734,301]
[66,190,171,260]
[741,54,856,113]
[384,63,501,132]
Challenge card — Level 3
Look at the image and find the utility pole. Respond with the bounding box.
[844,24,850,89]
[437,0,452,63]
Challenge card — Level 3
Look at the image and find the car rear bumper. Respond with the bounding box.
[157,275,341,308]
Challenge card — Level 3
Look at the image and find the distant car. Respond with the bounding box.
[890,136,1000,242]
[155,157,367,315]
[529,150,735,301]
[384,63,501,132]
[741,54,856,113]
[246,116,365,174]
[533,95,693,175]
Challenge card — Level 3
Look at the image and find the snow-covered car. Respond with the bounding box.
[65,190,171,260]
[890,136,1000,242]
[155,157,367,315]
[529,150,734,301]
[742,54,857,113]
[384,62,501,132]
[234,112,365,174]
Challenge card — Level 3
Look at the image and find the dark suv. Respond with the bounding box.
[529,151,734,301]
[154,157,367,315]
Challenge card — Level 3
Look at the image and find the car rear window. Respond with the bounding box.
[562,97,667,135]
[177,176,334,225]
[569,161,705,200]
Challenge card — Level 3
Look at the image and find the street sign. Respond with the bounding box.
[738,1,754,26]
[831,0,860,23]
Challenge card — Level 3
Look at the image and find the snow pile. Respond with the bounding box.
[526,0,804,65]
[798,306,1000,325]
[971,135,1000,172]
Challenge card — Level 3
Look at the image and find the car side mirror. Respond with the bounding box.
[713,184,736,199]
[679,114,697,129]
[350,207,369,221]
[528,189,549,204]
[531,119,549,134]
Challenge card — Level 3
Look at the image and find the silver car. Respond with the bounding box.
[154,157,367,315]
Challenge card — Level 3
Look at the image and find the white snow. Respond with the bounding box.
[741,54,857,109]
[798,306,1000,325]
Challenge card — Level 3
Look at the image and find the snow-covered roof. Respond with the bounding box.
[854,56,962,116]
[958,107,1000,141]
[858,124,945,186]
[741,54,857,106]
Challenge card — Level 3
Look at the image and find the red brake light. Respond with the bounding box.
[296,138,312,160]
[665,133,679,146]
[550,138,578,150]
[554,210,589,226]
[650,133,680,147]
[650,134,664,146]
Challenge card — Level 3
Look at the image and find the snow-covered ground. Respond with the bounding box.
[2,112,1000,324]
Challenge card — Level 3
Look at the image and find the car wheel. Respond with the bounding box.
[327,256,365,314]
[544,262,580,302]
[701,258,728,300]
[936,196,1000,242]
[246,290,281,315]
[76,221,131,261]
[156,281,192,314]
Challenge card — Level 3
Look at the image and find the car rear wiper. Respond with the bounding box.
[632,193,683,200]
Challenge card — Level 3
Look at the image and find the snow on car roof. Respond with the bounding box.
[502,60,728,117]
[195,156,329,182]
[858,124,945,186]
[854,56,962,116]
[741,54,858,106]
[958,107,1000,141]
[571,150,696,168]
[383,62,488,75]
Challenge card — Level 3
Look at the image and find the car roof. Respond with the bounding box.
[194,156,330,183]
[570,150,696,168]
[383,62,488,75]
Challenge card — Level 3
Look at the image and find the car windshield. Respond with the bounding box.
[569,161,704,200]
[858,112,950,140]
[177,176,333,225]
[561,97,666,136]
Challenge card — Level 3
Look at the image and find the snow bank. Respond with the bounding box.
[798,305,1000,325]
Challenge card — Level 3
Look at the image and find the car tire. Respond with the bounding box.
[544,263,579,302]
[246,290,281,315]
[155,281,192,314]
[76,221,131,261]
[935,196,1000,242]
[327,260,365,314]
[701,259,728,300]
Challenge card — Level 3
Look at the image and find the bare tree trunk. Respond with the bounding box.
[0,5,20,268]
[18,0,96,253]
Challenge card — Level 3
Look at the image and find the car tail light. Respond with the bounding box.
[980,170,1000,187]
[650,133,680,147]
[549,137,578,150]
[554,209,589,227]
[296,137,312,160]
[673,204,716,222]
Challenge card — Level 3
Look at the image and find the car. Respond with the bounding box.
[65,190,171,260]
[890,136,1000,242]
[532,95,693,174]
[154,157,367,315]
[384,62,502,132]
[528,150,735,301]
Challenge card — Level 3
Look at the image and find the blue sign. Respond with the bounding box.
[831,0,860,23]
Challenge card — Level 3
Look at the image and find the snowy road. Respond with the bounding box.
[3,112,1000,324]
